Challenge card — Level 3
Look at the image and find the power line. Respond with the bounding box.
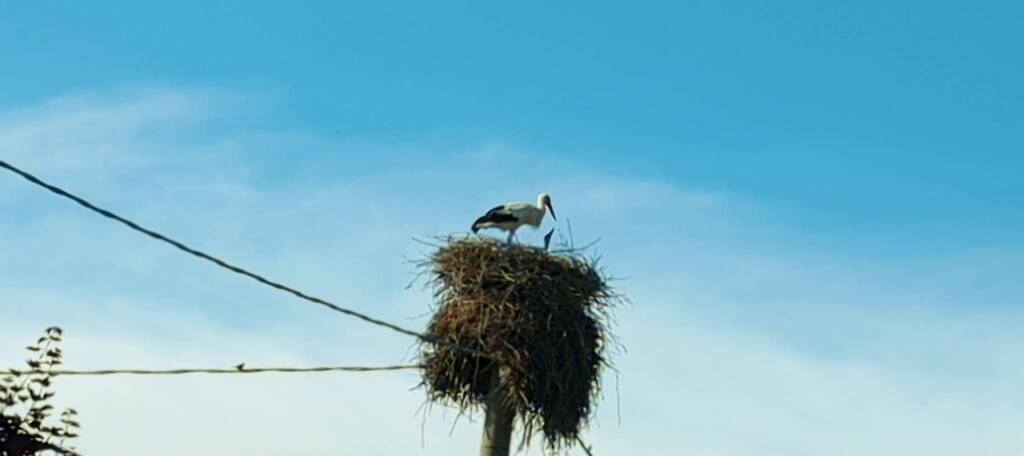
[0,159,499,365]
[7,363,420,377]
[0,159,427,341]
[576,436,596,456]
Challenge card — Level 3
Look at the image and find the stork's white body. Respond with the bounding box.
[472,193,556,243]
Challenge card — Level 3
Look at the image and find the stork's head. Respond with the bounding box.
[538,192,556,220]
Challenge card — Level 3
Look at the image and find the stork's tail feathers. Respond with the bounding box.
[471,217,487,233]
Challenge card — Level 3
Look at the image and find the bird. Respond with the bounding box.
[472,192,557,244]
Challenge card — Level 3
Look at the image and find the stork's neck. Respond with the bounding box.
[536,194,546,211]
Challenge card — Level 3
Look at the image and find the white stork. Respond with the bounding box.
[472,192,557,244]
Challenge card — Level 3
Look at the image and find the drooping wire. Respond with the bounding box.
[6,363,420,377]
[0,159,427,340]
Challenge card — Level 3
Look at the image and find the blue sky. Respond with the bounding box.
[1,2,1023,455]
[4,2,1021,248]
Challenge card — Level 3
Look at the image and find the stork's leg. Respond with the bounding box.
[506,230,515,244]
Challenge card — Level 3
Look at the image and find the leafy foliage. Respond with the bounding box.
[0,327,80,456]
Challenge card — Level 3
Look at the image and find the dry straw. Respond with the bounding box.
[418,236,621,451]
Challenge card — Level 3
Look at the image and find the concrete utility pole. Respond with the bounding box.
[479,368,514,456]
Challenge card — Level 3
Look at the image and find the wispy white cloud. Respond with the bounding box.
[2,87,1023,455]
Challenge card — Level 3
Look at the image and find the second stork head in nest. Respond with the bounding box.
[472,192,557,245]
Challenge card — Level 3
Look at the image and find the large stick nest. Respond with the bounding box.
[419,236,619,450]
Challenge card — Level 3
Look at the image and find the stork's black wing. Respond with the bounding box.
[483,205,507,216]
[471,205,519,232]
